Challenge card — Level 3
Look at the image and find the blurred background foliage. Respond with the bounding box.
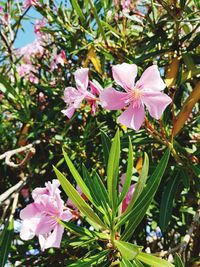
[0,0,199,266]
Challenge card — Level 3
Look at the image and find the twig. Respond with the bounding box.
[0,178,28,204]
[0,140,41,168]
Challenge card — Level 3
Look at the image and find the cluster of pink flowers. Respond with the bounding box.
[16,18,46,84]
[63,63,172,131]
[23,0,39,9]
[50,50,67,71]
[20,180,73,250]
[62,68,102,118]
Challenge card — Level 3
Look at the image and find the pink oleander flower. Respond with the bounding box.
[20,180,73,251]
[34,18,45,37]
[62,68,101,118]
[17,39,44,64]
[23,0,39,9]
[17,64,33,77]
[119,173,135,213]
[100,63,172,131]
[50,50,66,71]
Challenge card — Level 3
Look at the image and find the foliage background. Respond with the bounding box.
[0,0,199,266]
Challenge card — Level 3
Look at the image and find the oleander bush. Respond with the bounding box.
[0,0,199,266]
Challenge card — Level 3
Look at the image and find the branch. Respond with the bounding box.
[0,140,41,168]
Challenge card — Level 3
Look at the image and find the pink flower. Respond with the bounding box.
[62,68,100,118]
[23,0,39,9]
[20,180,72,251]
[119,174,135,213]
[100,63,172,131]
[34,18,45,37]
[50,50,66,71]
[17,64,33,77]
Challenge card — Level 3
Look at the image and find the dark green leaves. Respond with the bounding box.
[0,219,14,267]
[159,172,180,231]
[118,149,170,241]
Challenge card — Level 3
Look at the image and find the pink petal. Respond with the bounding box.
[20,203,40,220]
[136,65,166,91]
[142,91,172,119]
[89,81,102,95]
[39,224,64,250]
[61,106,76,119]
[118,104,145,131]
[35,215,55,235]
[20,218,40,240]
[99,87,127,110]
[74,68,89,91]
[61,209,73,221]
[112,63,137,91]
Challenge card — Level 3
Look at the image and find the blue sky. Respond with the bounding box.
[14,8,42,48]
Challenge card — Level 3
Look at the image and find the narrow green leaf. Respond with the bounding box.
[118,138,133,205]
[101,130,111,167]
[137,252,174,267]
[57,219,94,238]
[118,149,170,241]
[159,172,180,232]
[174,253,184,267]
[0,219,14,267]
[63,149,93,204]
[70,0,85,24]
[68,250,110,267]
[115,240,141,260]
[125,152,149,213]
[53,166,107,230]
[120,258,136,267]
[107,129,120,210]
[88,0,107,42]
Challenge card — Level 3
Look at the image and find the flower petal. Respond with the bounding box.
[35,215,55,235]
[20,218,40,240]
[118,104,145,131]
[20,203,40,220]
[39,224,64,250]
[112,63,137,91]
[142,91,172,119]
[136,65,166,91]
[74,68,89,91]
[100,87,127,110]
[61,106,76,119]
[89,81,102,95]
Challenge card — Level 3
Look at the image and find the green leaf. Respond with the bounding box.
[107,129,120,211]
[120,258,136,267]
[174,253,184,267]
[57,219,94,238]
[70,0,85,24]
[118,149,170,241]
[136,252,174,267]
[88,0,107,42]
[118,138,133,205]
[115,240,141,260]
[63,149,93,204]
[0,219,14,267]
[53,166,107,230]
[159,172,180,232]
[125,152,149,213]
[101,130,111,167]
[68,250,110,267]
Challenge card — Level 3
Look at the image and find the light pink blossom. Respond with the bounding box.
[62,68,100,118]
[119,173,135,213]
[100,63,172,131]
[50,50,66,71]
[34,18,45,37]
[20,180,72,251]
[23,0,39,9]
